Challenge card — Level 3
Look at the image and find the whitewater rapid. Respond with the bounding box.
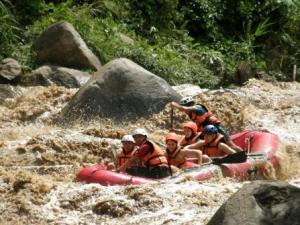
[0,79,299,225]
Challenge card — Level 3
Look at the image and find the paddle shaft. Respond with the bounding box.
[170,108,174,129]
[210,152,266,160]
[212,151,247,164]
[175,151,247,175]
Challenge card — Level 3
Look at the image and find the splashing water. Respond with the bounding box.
[0,79,299,224]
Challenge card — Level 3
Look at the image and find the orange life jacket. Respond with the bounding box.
[117,148,136,167]
[189,105,219,132]
[180,132,202,147]
[202,134,226,157]
[140,141,168,167]
[166,147,185,168]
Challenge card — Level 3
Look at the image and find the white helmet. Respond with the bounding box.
[132,128,148,137]
[121,135,135,143]
[180,96,195,106]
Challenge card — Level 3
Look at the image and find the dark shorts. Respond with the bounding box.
[126,166,148,177]
[148,165,171,179]
[126,165,171,179]
[214,124,230,142]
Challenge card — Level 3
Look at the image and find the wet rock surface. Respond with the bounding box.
[236,62,255,85]
[208,180,300,225]
[32,21,101,70]
[0,58,22,81]
[61,58,181,122]
[21,65,91,88]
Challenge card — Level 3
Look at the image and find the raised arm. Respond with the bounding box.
[171,102,194,114]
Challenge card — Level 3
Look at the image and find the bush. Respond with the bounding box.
[124,0,180,39]
[21,1,221,87]
[0,0,20,59]
[178,0,224,41]
[3,0,300,85]
[11,0,53,25]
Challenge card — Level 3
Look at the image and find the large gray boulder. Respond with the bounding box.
[0,58,22,81]
[20,65,91,88]
[32,21,101,70]
[208,181,300,225]
[60,58,181,121]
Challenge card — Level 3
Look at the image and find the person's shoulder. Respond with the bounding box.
[138,141,152,150]
[219,136,226,143]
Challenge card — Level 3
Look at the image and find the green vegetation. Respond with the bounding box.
[1,0,300,87]
[0,0,20,58]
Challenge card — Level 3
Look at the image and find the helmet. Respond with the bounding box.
[165,132,179,143]
[194,105,208,115]
[180,96,195,106]
[203,125,218,134]
[121,135,135,143]
[183,121,198,133]
[132,128,148,137]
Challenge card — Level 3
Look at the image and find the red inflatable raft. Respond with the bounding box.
[76,130,280,186]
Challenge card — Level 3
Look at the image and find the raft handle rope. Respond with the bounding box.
[245,132,256,154]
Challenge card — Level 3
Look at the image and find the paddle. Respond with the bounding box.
[186,151,248,166]
[168,108,174,177]
[168,151,247,180]
[211,151,247,165]
[170,108,174,129]
[169,151,248,179]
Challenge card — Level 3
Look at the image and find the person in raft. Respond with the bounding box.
[179,121,203,147]
[165,132,210,170]
[185,125,236,157]
[116,135,139,167]
[171,96,243,152]
[105,135,139,170]
[117,128,171,179]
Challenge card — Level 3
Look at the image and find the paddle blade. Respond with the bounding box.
[212,151,247,165]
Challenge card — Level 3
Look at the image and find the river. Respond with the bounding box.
[0,79,299,225]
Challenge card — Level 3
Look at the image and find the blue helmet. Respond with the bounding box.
[203,125,218,134]
[194,105,207,115]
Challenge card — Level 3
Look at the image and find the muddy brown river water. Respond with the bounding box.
[0,79,299,225]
